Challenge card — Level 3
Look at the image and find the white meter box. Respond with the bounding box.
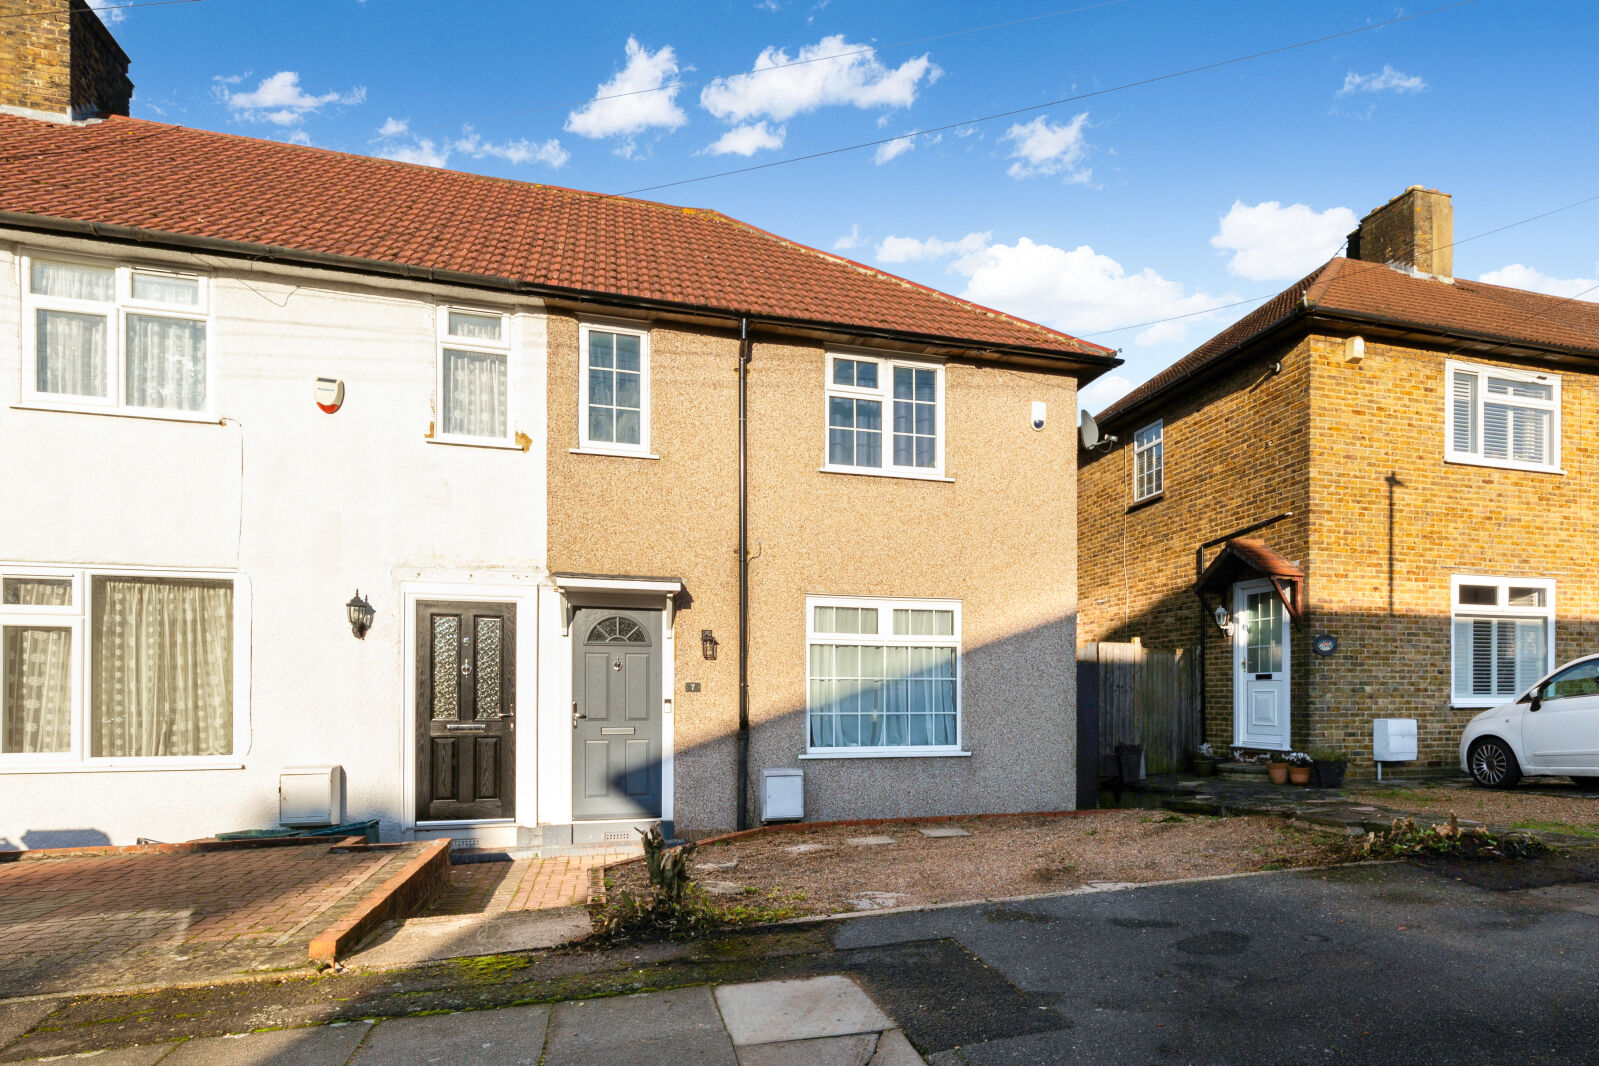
[1373,719,1418,762]
[279,765,342,827]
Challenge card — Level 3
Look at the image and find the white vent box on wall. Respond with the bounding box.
[1373,719,1418,762]
[279,765,342,827]
[760,767,804,823]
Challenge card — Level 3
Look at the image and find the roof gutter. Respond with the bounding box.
[0,210,1121,371]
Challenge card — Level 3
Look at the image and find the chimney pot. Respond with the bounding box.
[1346,187,1453,280]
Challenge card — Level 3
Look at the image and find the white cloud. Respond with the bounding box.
[1478,263,1599,300]
[700,35,940,125]
[1078,372,1134,413]
[1001,112,1090,182]
[875,231,989,264]
[284,129,312,146]
[565,38,688,155]
[215,71,365,126]
[87,0,126,24]
[704,121,786,156]
[873,131,935,165]
[950,237,1234,346]
[374,121,569,170]
[1338,65,1427,96]
[1210,199,1357,281]
[833,224,862,250]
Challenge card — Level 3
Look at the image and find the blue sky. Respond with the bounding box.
[100,0,1599,410]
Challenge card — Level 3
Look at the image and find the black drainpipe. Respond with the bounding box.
[736,317,752,830]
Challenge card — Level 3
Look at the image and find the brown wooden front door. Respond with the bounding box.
[416,601,515,821]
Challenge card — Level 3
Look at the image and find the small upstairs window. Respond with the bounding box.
[824,354,943,477]
[1133,420,1164,501]
[437,308,512,444]
[579,322,651,455]
[1446,360,1560,473]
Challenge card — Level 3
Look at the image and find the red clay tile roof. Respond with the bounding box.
[1100,256,1599,424]
[0,114,1113,362]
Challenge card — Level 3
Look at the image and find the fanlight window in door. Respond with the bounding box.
[587,616,648,644]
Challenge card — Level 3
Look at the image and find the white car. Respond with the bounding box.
[1460,653,1599,788]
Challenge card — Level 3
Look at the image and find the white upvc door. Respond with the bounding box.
[1233,578,1290,750]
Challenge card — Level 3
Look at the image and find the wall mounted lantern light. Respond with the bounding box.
[1212,605,1234,636]
[701,629,719,661]
[347,590,375,640]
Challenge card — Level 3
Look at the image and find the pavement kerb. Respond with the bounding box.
[308,839,452,964]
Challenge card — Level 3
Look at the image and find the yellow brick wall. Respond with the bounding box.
[0,0,131,118]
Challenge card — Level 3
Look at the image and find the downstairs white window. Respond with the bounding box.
[805,597,961,754]
[1451,575,1553,706]
[0,567,239,764]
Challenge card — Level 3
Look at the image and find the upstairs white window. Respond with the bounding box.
[579,322,651,455]
[23,257,211,415]
[1451,575,1554,706]
[1446,360,1560,472]
[805,597,961,755]
[437,308,512,443]
[824,354,943,476]
[1133,420,1164,501]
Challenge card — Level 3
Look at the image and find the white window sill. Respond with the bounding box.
[0,759,245,774]
[428,435,523,451]
[571,446,660,459]
[1452,698,1510,709]
[799,749,971,759]
[1444,454,1563,475]
[818,465,953,483]
[11,402,220,426]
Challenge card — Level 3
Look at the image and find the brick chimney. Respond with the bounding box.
[1346,186,1453,280]
[0,0,132,121]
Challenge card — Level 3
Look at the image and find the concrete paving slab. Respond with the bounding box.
[915,827,971,838]
[161,1022,372,1065]
[847,892,905,910]
[545,987,735,1065]
[716,976,892,1046]
[345,907,590,969]
[871,1029,928,1065]
[784,843,836,854]
[735,1032,877,1065]
[0,998,60,1048]
[351,1005,550,1065]
[846,836,897,846]
[60,1044,178,1065]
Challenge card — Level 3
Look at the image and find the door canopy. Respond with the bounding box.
[1196,537,1303,621]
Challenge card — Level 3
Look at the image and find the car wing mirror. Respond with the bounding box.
[1530,693,1543,712]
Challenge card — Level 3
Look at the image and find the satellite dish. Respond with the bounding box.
[1079,410,1101,451]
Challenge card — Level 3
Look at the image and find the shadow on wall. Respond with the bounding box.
[16,829,111,850]
[599,612,1079,834]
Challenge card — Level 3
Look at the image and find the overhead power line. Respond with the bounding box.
[619,0,1484,196]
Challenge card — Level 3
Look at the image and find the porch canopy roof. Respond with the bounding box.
[1195,537,1304,620]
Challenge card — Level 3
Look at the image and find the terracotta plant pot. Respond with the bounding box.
[1267,762,1289,784]
[1289,766,1311,785]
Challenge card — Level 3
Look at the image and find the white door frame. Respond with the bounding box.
[1232,577,1291,751]
[400,579,542,839]
[537,577,678,828]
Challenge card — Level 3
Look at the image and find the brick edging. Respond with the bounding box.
[0,835,361,863]
[605,808,1103,868]
[307,838,451,964]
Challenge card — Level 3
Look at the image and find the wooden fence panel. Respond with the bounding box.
[1078,642,1198,776]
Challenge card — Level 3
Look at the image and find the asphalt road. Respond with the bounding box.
[835,861,1599,1065]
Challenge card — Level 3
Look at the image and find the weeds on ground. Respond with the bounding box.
[1361,814,1555,860]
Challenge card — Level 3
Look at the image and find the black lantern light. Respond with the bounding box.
[701,629,719,661]
[347,590,375,639]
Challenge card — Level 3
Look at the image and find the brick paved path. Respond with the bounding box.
[0,844,416,998]
[424,854,625,918]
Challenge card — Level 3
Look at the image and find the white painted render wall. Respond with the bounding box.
[0,232,549,848]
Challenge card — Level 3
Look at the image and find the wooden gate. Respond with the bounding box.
[1077,642,1199,776]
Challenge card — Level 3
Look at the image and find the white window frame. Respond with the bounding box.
[18,252,216,422]
[821,352,948,481]
[433,306,516,448]
[1444,359,1562,474]
[1132,419,1164,502]
[0,563,248,771]
[1449,574,1555,708]
[800,594,969,759]
[576,319,653,458]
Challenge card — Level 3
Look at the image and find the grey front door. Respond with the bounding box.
[416,601,515,822]
[572,607,662,820]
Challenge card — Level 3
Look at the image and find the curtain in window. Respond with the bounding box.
[31,260,114,301]
[809,641,957,748]
[442,348,507,438]
[125,314,207,411]
[91,578,233,757]
[2,580,74,754]
[36,309,107,397]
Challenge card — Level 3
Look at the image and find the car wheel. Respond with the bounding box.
[1571,777,1599,790]
[1469,739,1522,789]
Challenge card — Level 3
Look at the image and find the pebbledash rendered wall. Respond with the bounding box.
[0,230,549,848]
[547,312,1082,833]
